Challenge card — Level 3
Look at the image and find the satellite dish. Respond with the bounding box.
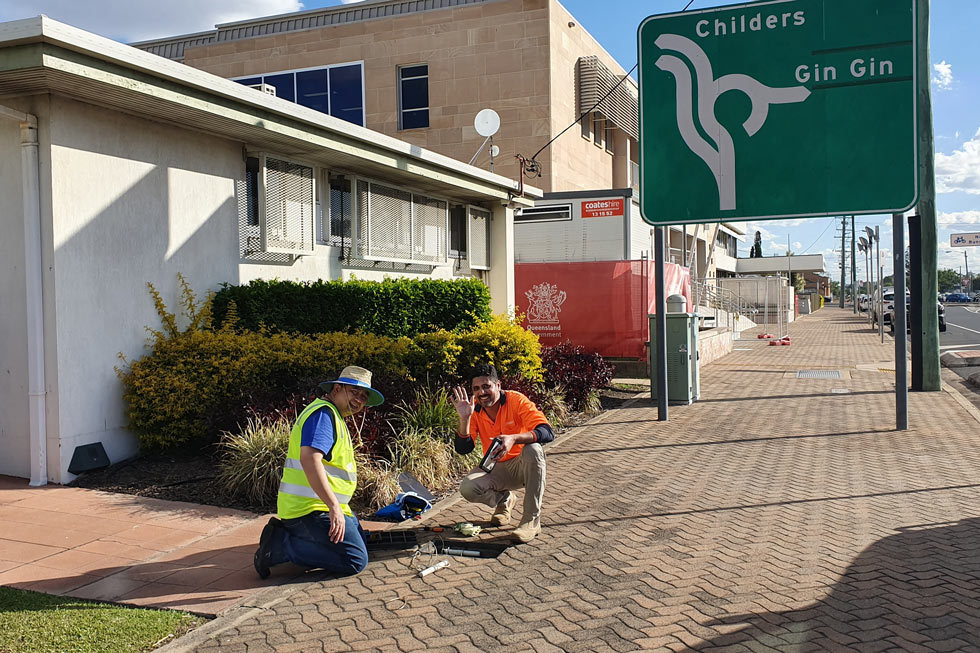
[490,145,500,157]
[474,109,500,137]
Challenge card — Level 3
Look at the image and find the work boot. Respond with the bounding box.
[490,492,516,527]
[253,517,282,579]
[512,519,541,543]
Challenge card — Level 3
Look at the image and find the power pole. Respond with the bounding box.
[917,0,941,390]
[839,216,846,308]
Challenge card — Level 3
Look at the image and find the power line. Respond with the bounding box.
[800,218,835,254]
[528,62,638,163]
[519,0,699,177]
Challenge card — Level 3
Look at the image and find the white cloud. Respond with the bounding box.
[0,0,303,42]
[793,241,802,250]
[932,60,953,91]
[936,128,980,195]
[938,210,980,226]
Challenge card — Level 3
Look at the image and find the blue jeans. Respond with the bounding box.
[271,511,368,576]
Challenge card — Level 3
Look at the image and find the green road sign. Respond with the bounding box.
[638,0,918,225]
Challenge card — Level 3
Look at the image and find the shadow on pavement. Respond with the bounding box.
[547,484,980,526]
[547,429,895,456]
[684,517,980,651]
[695,390,891,403]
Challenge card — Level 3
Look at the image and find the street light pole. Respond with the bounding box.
[865,226,877,326]
[840,216,846,308]
[876,226,882,343]
[851,215,858,314]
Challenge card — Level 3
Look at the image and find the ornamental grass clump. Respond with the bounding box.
[391,387,457,436]
[582,388,603,417]
[387,427,456,492]
[352,449,401,513]
[538,384,571,430]
[215,415,291,505]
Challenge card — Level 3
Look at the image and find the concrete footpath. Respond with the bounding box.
[151,307,980,652]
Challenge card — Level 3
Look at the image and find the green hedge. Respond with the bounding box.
[211,278,492,337]
[118,315,541,452]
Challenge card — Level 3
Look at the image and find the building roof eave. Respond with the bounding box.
[0,16,542,202]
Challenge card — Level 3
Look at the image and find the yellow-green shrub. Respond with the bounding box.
[404,329,461,385]
[119,283,544,453]
[119,329,412,451]
[456,314,543,382]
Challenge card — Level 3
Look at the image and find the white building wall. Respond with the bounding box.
[514,197,626,263]
[46,98,249,482]
[36,96,512,483]
[0,118,30,478]
[628,200,653,260]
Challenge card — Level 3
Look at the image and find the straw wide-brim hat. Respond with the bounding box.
[319,366,385,407]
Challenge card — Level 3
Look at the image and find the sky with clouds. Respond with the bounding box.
[0,0,976,281]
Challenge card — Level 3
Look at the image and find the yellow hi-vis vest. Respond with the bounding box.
[277,399,357,519]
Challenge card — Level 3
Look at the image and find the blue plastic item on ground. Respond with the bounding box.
[373,491,432,521]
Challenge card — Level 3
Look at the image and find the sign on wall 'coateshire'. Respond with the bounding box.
[582,199,625,218]
[638,0,918,225]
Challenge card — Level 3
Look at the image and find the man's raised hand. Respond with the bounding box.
[452,385,474,420]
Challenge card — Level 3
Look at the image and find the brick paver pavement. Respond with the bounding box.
[164,307,980,652]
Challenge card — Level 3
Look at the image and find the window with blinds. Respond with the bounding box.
[354,179,449,265]
[242,153,316,257]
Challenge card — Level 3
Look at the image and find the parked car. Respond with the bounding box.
[887,296,946,333]
[945,292,971,303]
[874,289,909,327]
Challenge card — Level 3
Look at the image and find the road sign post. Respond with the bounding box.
[638,0,920,429]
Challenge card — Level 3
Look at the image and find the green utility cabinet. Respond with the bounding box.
[649,312,700,405]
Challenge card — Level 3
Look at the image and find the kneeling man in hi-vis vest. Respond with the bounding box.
[254,365,384,579]
[451,364,553,543]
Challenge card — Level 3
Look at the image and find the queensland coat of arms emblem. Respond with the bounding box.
[525,282,567,324]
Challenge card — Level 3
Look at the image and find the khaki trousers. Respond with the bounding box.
[459,443,546,527]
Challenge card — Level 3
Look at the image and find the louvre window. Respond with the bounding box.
[234,62,365,126]
[450,206,467,257]
[399,64,429,130]
[326,175,353,245]
[515,204,573,224]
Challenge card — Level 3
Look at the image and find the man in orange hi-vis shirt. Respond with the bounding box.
[451,364,553,543]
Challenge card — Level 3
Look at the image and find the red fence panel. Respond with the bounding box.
[516,261,691,359]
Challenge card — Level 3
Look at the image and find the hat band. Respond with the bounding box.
[337,377,369,387]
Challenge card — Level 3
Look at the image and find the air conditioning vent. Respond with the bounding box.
[248,83,277,97]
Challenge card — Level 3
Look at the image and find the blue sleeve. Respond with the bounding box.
[300,408,336,460]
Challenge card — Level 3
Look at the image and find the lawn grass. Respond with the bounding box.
[610,382,648,392]
[0,586,205,653]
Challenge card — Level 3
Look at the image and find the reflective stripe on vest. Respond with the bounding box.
[277,481,352,505]
[282,457,356,483]
[276,398,357,519]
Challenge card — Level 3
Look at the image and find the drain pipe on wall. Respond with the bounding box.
[1,104,47,486]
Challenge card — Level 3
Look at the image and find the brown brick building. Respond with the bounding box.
[135,0,640,197]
